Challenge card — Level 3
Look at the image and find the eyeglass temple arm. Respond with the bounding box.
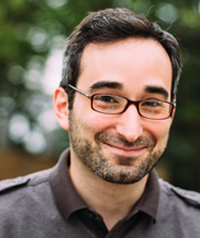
[67,84,91,98]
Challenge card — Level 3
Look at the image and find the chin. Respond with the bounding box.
[94,163,151,185]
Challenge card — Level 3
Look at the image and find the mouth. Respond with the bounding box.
[104,142,147,156]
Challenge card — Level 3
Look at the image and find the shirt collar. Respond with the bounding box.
[132,169,159,222]
[49,149,89,220]
[49,149,159,221]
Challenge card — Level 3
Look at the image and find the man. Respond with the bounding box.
[0,8,200,238]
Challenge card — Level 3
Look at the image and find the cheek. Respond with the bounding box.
[74,101,113,136]
[84,113,114,134]
[150,120,172,147]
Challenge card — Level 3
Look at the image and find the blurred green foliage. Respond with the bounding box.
[0,0,200,191]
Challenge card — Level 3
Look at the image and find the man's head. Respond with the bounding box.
[54,8,181,184]
[60,8,181,109]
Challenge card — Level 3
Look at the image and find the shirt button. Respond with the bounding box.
[88,211,96,219]
[177,188,186,195]
[13,177,23,183]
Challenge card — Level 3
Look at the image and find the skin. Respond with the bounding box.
[54,37,174,230]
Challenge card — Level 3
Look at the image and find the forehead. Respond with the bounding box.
[77,38,172,99]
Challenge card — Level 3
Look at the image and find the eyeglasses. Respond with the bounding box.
[67,84,175,120]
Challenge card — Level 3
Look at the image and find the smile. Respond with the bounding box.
[104,142,147,156]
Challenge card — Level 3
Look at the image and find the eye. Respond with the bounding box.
[94,95,118,103]
[141,100,163,107]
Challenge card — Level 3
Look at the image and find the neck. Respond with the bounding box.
[69,152,149,230]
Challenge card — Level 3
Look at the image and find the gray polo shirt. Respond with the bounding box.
[0,149,200,237]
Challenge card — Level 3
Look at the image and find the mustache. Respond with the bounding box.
[95,132,156,148]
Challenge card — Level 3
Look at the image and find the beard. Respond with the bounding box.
[68,112,167,184]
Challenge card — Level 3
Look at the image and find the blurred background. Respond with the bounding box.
[0,0,199,191]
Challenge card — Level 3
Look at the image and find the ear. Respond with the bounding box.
[53,87,70,131]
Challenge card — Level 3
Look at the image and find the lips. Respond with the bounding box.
[95,132,156,157]
[104,142,146,152]
[101,142,149,159]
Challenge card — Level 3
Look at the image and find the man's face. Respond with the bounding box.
[68,38,173,184]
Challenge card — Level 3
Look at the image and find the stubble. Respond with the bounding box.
[68,112,166,184]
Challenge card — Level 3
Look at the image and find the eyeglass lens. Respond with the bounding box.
[92,94,172,119]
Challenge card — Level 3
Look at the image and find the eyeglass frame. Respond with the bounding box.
[65,84,176,120]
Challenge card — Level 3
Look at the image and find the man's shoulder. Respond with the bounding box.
[0,166,63,237]
[157,179,200,235]
[0,168,53,199]
[158,178,200,208]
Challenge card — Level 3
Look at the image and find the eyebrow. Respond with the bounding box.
[144,86,169,99]
[89,81,123,93]
[88,81,169,99]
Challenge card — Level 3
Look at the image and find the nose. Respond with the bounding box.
[115,104,144,142]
